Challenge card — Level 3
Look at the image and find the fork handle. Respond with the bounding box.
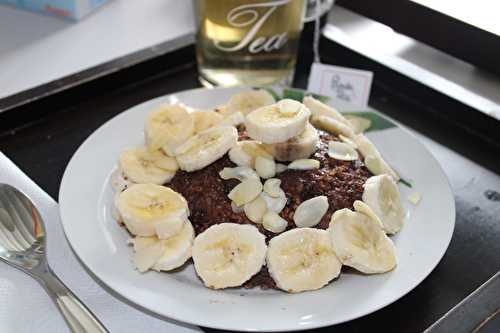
[36,267,108,333]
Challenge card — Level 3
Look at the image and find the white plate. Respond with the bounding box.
[59,87,455,332]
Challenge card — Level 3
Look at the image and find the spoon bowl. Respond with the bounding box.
[0,183,107,333]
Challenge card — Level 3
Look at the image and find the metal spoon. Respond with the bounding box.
[0,183,108,333]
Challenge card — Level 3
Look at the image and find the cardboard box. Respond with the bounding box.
[0,0,110,20]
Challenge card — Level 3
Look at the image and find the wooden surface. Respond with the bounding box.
[0,39,499,333]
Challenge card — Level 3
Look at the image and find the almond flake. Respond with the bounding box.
[244,196,267,223]
[228,179,263,206]
[288,159,320,170]
[293,196,329,227]
[263,178,282,197]
[262,211,287,233]
[255,156,276,179]
[328,141,359,161]
[408,192,422,205]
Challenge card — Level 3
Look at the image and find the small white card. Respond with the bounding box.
[307,63,373,110]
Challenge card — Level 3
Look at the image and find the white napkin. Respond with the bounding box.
[0,152,202,333]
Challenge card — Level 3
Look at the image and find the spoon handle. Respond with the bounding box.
[37,267,108,333]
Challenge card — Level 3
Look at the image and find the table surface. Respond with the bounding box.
[0,0,193,102]
[1,47,499,333]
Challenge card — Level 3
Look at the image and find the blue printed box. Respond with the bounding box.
[0,0,110,20]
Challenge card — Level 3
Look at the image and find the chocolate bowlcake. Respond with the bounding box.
[168,130,372,289]
[112,91,404,293]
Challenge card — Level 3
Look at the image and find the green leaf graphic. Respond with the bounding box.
[399,178,412,188]
[282,89,305,102]
[310,93,330,103]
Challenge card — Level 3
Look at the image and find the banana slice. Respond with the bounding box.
[262,123,319,162]
[353,134,400,181]
[190,109,224,133]
[192,223,267,289]
[228,140,273,168]
[303,96,350,126]
[328,141,359,161]
[311,115,356,138]
[116,184,189,238]
[111,168,133,192]
[267,228,342,293]
[328,208,397,274]
[365,155,400,182]
[111,192,122,222]
[338,134,358,149]
[219,111,245,127]
[362,175,405,234]
[145,104,194,156]
[245,99,311,144]
[353,200,384,229]
[345,115,371,134]
[132,220,194,272]
[219,89,275,116]
[118,147,178,185]
[175,126,238,172]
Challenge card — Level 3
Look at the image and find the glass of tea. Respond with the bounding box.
[194,0,307,87]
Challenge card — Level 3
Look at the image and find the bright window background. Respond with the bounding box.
[411,0,500,36]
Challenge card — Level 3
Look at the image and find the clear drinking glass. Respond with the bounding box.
[194,0,307,87]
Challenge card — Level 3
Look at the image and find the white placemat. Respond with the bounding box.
[0,152,202,333]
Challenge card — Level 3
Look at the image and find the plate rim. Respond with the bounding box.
[58,86,456,332]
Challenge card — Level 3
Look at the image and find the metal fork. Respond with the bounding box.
[0,183,108,333]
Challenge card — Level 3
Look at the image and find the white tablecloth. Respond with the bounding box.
[0,152,201,333]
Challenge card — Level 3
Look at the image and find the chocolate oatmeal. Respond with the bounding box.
[168,130,372,289]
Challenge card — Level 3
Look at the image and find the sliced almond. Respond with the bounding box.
[293,196,329,227]
[231,201,244,213]
[328,141,359,161]
[279,99,301,115]
[219,167,259,181]
[260,192,287,214]
[288,159,320,170]
[263,178,282,198]
[244,196,267,223]
[228,179,263,206]
[255,156,276,179]
[276,163,288,174]
[408,192,421,205]
[262,211,288,233]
